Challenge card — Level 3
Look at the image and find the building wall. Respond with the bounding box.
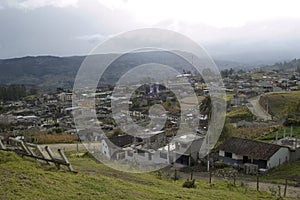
[219,150,225,157]
[219,151,243,162]
[101,140,111,159]
[219,156,243,165]
[252,159,267,169]
[124,149,169,165]
[267,147,289,169]
[290,148,300,161]
[232,153,243,160]
[190,139,204,157]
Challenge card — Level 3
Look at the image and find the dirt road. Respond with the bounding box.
[39,143,86,152]
[247,95,272,120]
[177,171,300,198]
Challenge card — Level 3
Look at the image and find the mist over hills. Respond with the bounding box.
[0,51,247,91]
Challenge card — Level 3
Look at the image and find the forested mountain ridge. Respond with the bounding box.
[262,58,300,72]
[0,52,249,91]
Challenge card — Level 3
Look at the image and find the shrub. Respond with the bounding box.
[182,179,196,188]
[212,161,229,169]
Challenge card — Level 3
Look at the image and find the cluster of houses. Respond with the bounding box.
[0,68,299,174]
[100,131,205,167]
[98,129,300,174]
[0,90,76,139]
[225,71,300,107]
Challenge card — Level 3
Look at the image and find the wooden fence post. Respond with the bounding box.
[26,143,50,164]
[9,137,30,155]
[284,179,287,197]
[24,143,37,157]
[233,174,236,185]
[58,149,74,172]
[0,138,6,150]
[256,174,259,191]
[45,146,60,169]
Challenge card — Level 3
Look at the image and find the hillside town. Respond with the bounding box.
[1,67,300,175]
[2,1,300,199]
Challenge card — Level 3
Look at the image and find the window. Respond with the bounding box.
[224,152,232,158]
[118,152,125,160]
[181,143,188,148]
[148,153,152,160]
[137,149,145,157]
[243,156,249,163]
[127,151,133,157]
[160,152,167,159]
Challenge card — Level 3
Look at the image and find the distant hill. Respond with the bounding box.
[0,55,84,91]
[0,51,246,91]
[262,58,300,72]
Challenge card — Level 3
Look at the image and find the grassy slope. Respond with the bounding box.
[261,159,300,185]
[263,91,300,117]
[222,92,300,141]
[0,151,275,200]
[257,126,300,142]
[226,106,256,123]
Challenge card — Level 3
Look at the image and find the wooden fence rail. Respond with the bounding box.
[0,137,76,173]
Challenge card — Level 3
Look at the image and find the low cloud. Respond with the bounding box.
[75,34,106,42]
[0,0,79,10]
[75,33,117,44]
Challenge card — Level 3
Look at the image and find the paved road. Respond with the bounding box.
[247,95,272,121]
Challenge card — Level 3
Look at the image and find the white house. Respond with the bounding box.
[172,133,205,166]
[218,137,290,170]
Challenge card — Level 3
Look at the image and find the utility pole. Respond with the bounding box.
[207,134,210,172]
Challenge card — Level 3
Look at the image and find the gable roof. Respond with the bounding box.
[217,137,285,160]
[107,135,134,148]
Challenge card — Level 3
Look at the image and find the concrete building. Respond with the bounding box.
[218,137,290,170]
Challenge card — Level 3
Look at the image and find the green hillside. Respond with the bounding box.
[0,151,275,200]
[259,91,300,126]
[260,91,300,117]
[226,106,256,123]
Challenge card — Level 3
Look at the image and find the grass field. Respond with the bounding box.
[262,91,300,117]
[0,150,278,200]
[226,106,256,123]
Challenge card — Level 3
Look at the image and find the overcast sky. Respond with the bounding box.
[1,0,300,64]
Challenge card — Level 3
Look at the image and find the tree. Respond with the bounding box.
[199,96,212,119]
[0,84,27,101]
[29,86,38,95]
[219,118,236,142]
[229,68,234,75]
[221,69,229,78]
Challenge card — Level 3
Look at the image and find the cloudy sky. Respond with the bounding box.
[1,0,300,64]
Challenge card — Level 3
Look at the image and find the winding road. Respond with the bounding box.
[247,95,272,121]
